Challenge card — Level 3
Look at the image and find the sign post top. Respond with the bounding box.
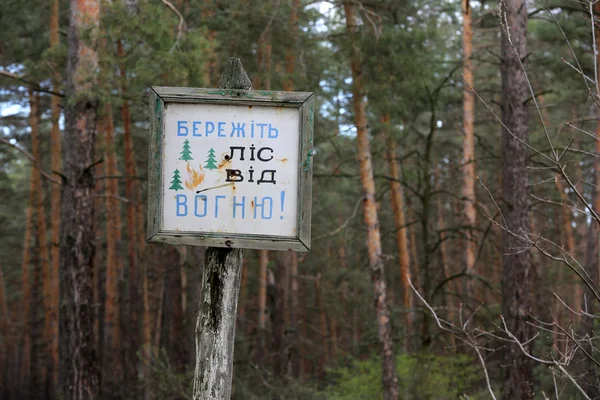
[218,57,252,90]
[146,77,314,252]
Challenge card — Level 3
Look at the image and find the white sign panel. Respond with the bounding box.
[162,103,299,236]
[147,87,314,252]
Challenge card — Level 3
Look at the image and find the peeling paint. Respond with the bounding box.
[206,89,254,99]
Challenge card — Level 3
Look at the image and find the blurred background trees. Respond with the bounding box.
[1,0,600,398]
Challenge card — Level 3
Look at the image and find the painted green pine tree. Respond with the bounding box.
[169,169,184,191]
[179,139,193,161]
[204,148,218,170]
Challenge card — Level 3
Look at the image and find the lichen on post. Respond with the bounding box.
[192,58,249,400]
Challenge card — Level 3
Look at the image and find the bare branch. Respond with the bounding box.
[0,70,63,97]
[161,0,186,52]
[0,138,61,184]
[313,196,364,240]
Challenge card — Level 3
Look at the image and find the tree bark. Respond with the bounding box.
[20,176,34,395]
[100,101,122,387]
[271,252,293,378]
[0,263,8,337]
[116,40,142,377]
[201,0,218,87]
[238,257,249,334]
[554,161,574,354]
[462,0,477,298]
[289,251,300,377]
[59,0,101,398]
[0,263,11,399]
[406,198,420,295]
[257,248,269,356]
[49,0,62,390]
[344,4,399,399]
[283,3,300,375]
[581,165,600,398]
[284,0,299,92]
[30,87,53,394]
[500,1,533,398]
[116,38,145,387]
[20,87,42,395]
[434,161,456,349]
[580,4,600,396]
[192,248,243,400]
[30,248,46,396]
[314,273,328,380]
[161,248,186,370]
[383,116,414,352]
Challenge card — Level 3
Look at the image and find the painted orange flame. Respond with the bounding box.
[185,163,205,190]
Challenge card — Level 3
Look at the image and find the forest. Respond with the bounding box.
[1,0,600,398]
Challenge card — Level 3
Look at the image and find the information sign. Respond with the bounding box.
[147,87,314,251]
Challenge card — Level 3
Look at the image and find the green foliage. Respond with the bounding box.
[3,0,600,397]
[323,354,481,400]
[234,378,326,400]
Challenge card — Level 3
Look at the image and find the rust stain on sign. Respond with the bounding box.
[218,157,232,170]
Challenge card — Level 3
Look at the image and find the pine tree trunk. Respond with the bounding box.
[271,252,292,378]
[161,248,185,370]
[554,162,574,354]
[500,1,533,398]
[49,0,62,391]
[0,263,8,338]
[289,251,300,377]
[284,0,299,92]
[535,94,570,349]
[238,257,249,334]
[254,37,273,361]
[461,0,477,298]
[343,3,399,399]
[573,134,584,322]
[582,169,600,398]
[383,117,413,352]
[20,180,34,396]
[116,40,141,377]
[283,3,300,374]
[29,87,53,395]
[153,258,166,349]
[59,0,101,398]
[201,1,218,87]
[257,249,269,356]
[314,273,328,380]
[100,102,122,387]
[406,199,420,294]
[20,87,40,395]
[141,260,151,400]
[329,317,337,359]
[581,5,600,396]
[434,161,456,349]
[30,249,46,396]
[0,263,10,399]
[92,152,104,377]
[180,247,188,314]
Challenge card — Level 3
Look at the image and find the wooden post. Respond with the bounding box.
[192,58,251,400]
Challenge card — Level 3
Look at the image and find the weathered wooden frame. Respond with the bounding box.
[147,86,315,252]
